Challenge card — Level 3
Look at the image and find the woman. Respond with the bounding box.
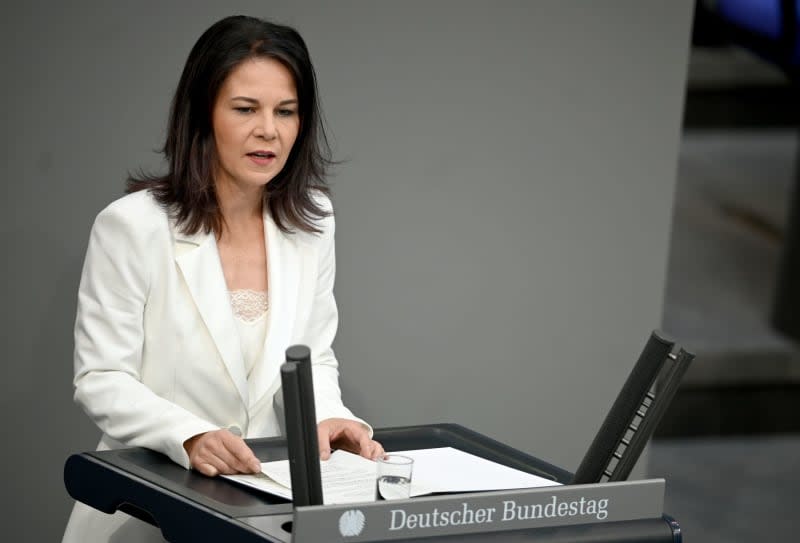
[63,15,382,542]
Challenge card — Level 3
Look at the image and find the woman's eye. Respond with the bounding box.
[277,108,297,117]
[234,107,255,114]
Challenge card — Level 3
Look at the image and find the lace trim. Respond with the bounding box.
[229,289,269,323]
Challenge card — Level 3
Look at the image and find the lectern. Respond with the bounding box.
[64,334,687,541]
[64,423,681,542]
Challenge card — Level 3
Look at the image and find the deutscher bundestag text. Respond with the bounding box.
[389,496,610,531]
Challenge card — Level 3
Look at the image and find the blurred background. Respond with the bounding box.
[647,1,800,541]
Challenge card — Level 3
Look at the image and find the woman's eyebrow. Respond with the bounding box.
[230,97,298,106]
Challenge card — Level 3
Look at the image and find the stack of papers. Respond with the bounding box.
[223,446,561,505]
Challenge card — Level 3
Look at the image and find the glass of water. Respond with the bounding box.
[376,454,414,500]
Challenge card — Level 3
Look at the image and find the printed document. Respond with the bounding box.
[223,447,561,505]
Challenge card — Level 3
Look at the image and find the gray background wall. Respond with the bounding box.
[0,1,693,540]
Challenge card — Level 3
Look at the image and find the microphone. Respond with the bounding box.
[280,345,324,506]
[286,345,323,505]
[571,331,675,485]
[608,347,694,481]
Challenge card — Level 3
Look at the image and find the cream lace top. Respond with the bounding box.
[230,289,269,378]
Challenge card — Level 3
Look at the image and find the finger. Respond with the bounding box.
[223,435,262,473]
[356,432,374,459]
[195,462,219,477]
[198,449,241,475]
[331,423,371,456]
[317,425,333,460]
[187,432,238,475]
[338,422,374,458]
[365,440,385,460]
[190,447,231,476]
[193,434,248,475]
[217,448,255,475]
[371,441,386,460]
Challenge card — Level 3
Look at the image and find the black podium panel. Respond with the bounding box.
[64,423,680,542]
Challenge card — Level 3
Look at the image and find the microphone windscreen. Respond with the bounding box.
[571,331,674,484]
[281,361,313,506]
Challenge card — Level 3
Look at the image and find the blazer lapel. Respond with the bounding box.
[173,227,249,407]
[248,212,305,409]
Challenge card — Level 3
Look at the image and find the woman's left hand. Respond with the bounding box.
[317,418,384,461]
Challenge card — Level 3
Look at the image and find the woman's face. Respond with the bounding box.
[211,57,300,196]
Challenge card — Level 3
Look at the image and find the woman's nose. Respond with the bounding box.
[254,113,278,140]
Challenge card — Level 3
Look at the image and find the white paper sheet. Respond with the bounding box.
[263,450,378,504]
[395,447,561,494]
[222,446,560,505]
[223,450,377,504]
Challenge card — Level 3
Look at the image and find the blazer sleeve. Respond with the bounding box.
[302,204,373,435]
[73,202,218,468]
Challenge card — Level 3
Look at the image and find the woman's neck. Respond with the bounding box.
[215,181,264,240]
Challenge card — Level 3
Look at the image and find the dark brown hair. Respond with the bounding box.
[127,15,333,235]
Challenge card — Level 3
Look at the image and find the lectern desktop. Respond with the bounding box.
[64,423,681,542]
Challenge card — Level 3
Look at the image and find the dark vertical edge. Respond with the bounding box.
[286,344,324,505]
[280,361,311,507]
[772,125,800,339]
[779,0,797,69]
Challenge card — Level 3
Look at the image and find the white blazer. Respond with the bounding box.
[63,190,366,542]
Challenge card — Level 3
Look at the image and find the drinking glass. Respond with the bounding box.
[376,454,414,500]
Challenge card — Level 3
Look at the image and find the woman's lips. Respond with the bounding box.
[247,151,276,166]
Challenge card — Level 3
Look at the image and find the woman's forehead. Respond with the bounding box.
[219,57,297,101]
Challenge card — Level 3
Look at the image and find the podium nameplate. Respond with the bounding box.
[292,478,664,542]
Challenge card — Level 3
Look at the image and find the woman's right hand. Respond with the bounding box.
[183,429,262,476]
